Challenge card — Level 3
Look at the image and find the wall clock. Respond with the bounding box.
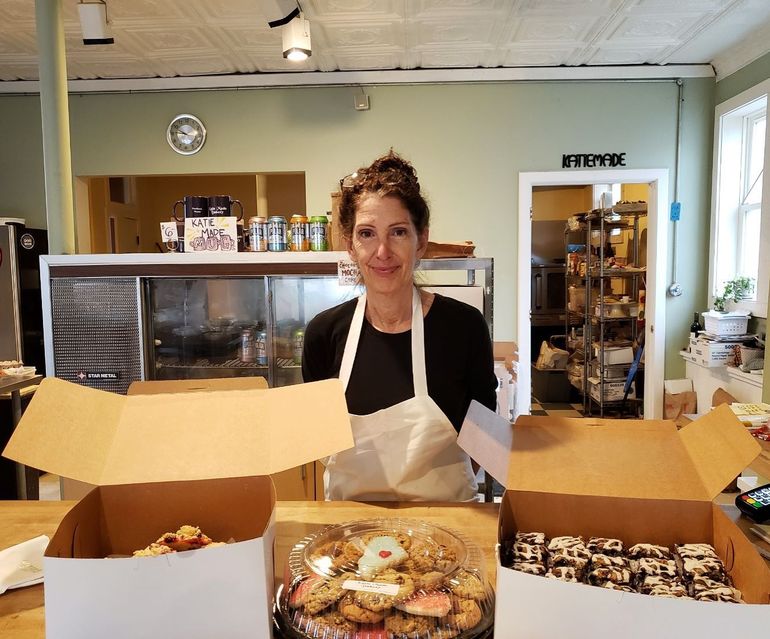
[166,114,206,155]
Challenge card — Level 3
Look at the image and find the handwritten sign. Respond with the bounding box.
[184,216,238,253]
[338,259,360,286]
[160,221,178,243]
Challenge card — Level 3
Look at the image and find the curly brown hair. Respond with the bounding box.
[338,150,430,239]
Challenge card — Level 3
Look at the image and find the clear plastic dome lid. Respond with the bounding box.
[277,518,494,639]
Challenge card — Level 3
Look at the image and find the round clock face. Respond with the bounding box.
[166,114,206,155]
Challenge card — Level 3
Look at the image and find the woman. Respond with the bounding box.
[302,151,497,501]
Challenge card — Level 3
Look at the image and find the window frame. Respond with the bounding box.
[709,79,770,318]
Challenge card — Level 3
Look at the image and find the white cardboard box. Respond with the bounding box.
[3,377,354,639]
[459,403,770,639]
[587,377,635,402]
[593,345,634,365]
[692,340,739,367]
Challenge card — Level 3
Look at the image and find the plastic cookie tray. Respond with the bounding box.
[275,518,495,639]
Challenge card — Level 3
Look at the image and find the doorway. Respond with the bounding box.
[518,169,669,419]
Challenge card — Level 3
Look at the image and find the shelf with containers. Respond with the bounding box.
[564,205,647,417]
[39,252,494,499]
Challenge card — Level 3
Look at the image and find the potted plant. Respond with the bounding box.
[712,276,755,312]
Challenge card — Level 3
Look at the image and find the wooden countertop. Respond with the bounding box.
[0,500,500,639]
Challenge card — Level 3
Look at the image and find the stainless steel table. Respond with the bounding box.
[0,374,43,499]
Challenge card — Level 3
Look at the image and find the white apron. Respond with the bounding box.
[324,287,478,502]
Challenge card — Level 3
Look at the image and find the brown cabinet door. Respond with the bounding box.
[270,463,317,500]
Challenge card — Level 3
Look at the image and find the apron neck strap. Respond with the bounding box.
[339,287,429,397]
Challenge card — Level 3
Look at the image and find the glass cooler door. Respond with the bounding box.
[146,277,269,381]
[269,276,358,387]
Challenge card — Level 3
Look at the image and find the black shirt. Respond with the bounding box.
[302,294,497,432]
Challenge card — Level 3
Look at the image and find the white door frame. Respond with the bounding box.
[518,169,669,419]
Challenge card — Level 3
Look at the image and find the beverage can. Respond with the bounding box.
[290,214,309,251]
[255,326,268,366]
[239,328,256,363]
[267,216,288,251]
[309,216,329,251]
[248,216,268,252]
[292,328,304,365]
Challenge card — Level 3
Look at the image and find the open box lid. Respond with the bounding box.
[459,402,761,501]
[3,377,354,486]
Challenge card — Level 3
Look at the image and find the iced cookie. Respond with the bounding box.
[358,536,408,577]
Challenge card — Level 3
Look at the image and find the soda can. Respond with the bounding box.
[239,328,256,363]
[290,214,309,251]
[255,326,268,366]
[248,216,268,252]
[267,216,288,251]
[292,328,304,365]
[309,215,329,251]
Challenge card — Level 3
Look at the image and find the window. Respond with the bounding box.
[710,80,769,317]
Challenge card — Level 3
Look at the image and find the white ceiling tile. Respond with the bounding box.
[502,46,576,66]
[0,0,36,26]
[411,17,499,46]
[333,51,405,70]
[513,16,603,43]
[411,0,511,18]
[519,0,625,16]
[608,14,703,42]
[309,0,404,20]
[631,0,732,12]
[418,47,489,68]
[322,21,403,48]
[588,45,665,65]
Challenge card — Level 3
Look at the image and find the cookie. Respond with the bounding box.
[674,543,719,560]
[442,597,482,632]
[133,543,175,557]
[408,541,440,572]
[385,611,437,636]
[414,570,445,590]
[338,594,385,624]
[353,569,415,611]
[590,554,629,570]
[301,609,357,635]
[511,542,547,564]
[546,566,579,582]
[446,569,486,601]
[304,572,354,615]
[362,530,412,550]
[156,525,212,551]
[547,535,584,552]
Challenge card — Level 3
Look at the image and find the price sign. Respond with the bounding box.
[184,216,238,253]
[338,259,360,286]
[160,222,178,243]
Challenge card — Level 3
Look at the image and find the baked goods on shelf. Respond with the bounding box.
[502,532,744,603]
[277,519,495,638]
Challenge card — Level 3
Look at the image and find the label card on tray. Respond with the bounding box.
[185,217,238,253]
[341,579,400,596]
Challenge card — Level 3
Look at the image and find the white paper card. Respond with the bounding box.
[342,579,400,596]
[338,259,359,286]
[160,222,178,243]
[0,535,48,594]
[184,216,238,253]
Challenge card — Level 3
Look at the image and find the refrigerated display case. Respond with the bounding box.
[40,252,494,499]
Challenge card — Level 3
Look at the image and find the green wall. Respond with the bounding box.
[0,79,716,378]
[715,52,770,104]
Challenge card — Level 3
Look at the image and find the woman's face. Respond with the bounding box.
[347,193,428,297]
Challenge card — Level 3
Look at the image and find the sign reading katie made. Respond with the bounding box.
[562,153,626,168]
[184,216,238,252]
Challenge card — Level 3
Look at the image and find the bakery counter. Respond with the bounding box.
[0,500,500,639]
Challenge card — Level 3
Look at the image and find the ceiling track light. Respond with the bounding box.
[282,13,311,61]
[78,1,114,46]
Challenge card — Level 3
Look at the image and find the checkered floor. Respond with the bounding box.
[530,401,585,418]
